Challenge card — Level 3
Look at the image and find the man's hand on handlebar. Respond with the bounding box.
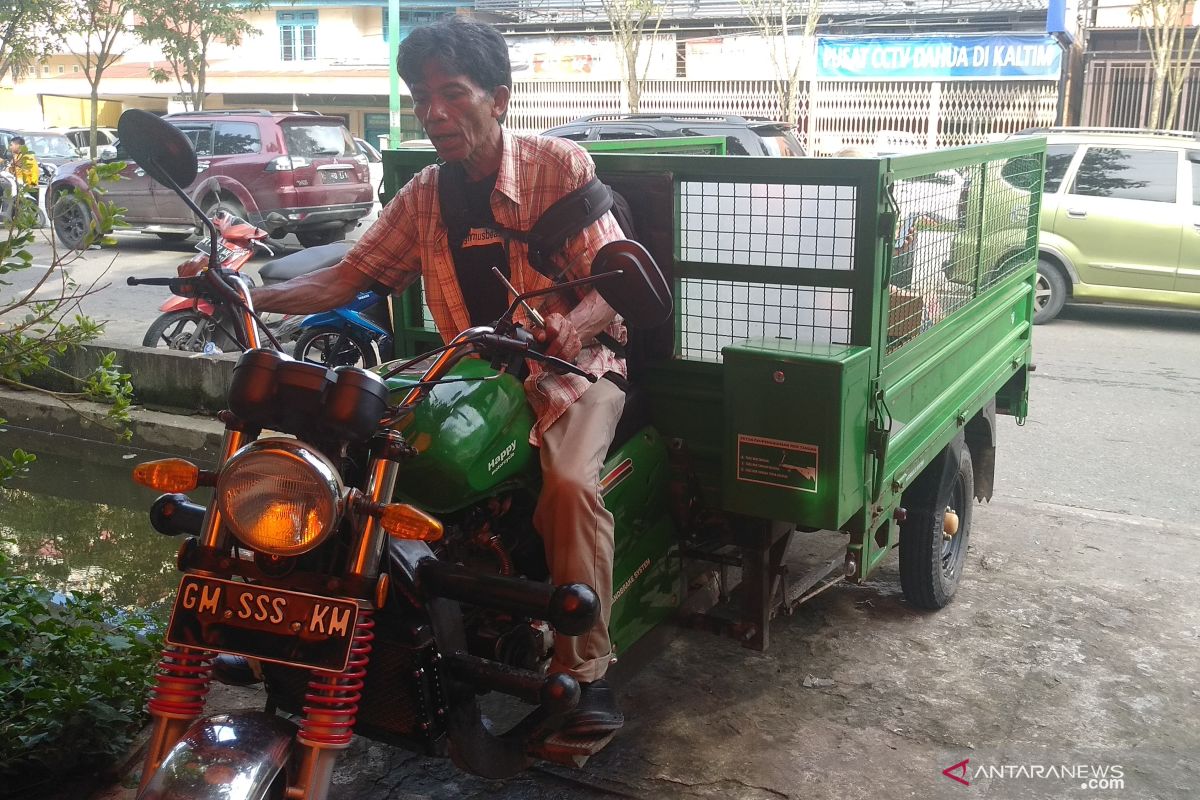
[534,312,582,362]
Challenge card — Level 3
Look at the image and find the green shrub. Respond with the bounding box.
[0,547,162,791]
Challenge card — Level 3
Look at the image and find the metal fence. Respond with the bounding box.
[1082,58,1200,131]
[508,78,1058,154]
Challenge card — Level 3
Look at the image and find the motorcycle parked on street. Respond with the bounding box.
[292,290,392,369]
[140,212,351,352]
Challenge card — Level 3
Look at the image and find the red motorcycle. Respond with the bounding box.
[141,212,349,352]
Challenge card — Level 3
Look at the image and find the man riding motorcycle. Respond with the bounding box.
[252,18,627,738]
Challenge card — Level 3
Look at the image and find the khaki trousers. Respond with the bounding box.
[533,377,626,683]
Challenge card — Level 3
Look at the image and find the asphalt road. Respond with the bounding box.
[998,302,1200,521]
[7,209,378,348]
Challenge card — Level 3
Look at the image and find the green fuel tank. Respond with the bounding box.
[386,359,537,513]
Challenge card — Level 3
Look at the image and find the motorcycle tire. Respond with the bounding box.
[898,435,973,610]
[143,310,217,351]
[293,326,377,369]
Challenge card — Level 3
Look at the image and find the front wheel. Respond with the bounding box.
[899,436,974,609]
[293,326,377,368]
[52,192,94,250]
[143,310,215,351]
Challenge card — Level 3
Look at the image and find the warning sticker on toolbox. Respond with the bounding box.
[736,435,819,493]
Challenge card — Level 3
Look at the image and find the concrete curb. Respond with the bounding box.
[33,342,238,414]
[0,386,224,464]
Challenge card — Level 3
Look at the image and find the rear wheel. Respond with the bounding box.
[294,326,377,368]
[52,193,93,250]
[1033,258,1067,324]
[899,437,973,609]
[142,310,216,352]
[296,228,347,248]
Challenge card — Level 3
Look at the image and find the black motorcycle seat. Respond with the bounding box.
[258,242,353,284]
[606,381,653,460]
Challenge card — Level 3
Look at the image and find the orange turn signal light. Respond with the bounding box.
[379,503,443,542]
[132,458,200,493]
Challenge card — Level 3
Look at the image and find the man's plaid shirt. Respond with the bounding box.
[346,129,627,445]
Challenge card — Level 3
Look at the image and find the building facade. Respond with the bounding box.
[1080,0,1200,130]
[4,0,1072,151]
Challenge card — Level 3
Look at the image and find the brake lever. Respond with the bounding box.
[527,348,597,383]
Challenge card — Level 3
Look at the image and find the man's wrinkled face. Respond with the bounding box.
[410,61,509,165]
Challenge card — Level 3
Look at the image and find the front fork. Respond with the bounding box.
[138,615,378,800]
[139,429,403,800]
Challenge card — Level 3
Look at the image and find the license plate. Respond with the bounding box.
[195,238,240,263]
[166,575,359,672]
[322,169,350,184]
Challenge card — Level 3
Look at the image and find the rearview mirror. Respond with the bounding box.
[116,108,198,189]
[590,239,672,329]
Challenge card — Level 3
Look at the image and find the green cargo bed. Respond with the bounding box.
[381,137,1043,582]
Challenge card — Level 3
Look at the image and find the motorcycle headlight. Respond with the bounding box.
[216,438,344,556]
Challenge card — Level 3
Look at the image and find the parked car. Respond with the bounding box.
[354,136,383,203]
[0,128,83,184]
[62,126,119,159]
[542,113,805,156]
[1009,127,1200,323]
[48,109,374,249]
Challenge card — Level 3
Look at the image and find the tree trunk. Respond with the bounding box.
[627,49,641,112]
[90,90,100,160]
[1149,56,1168,127]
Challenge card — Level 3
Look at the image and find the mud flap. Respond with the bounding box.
[138,712,296,800]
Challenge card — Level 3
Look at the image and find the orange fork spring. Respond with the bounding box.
[298,610,375,747]
[147,645,215,718]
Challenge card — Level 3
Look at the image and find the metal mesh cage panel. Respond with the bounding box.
[680,181,857,269]
[677,179,857,362]
[679,280,853,361]
[886,152,1041,354]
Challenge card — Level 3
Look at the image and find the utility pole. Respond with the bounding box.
[388,0,401,149]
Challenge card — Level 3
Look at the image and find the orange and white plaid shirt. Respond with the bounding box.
[346,129,627,445]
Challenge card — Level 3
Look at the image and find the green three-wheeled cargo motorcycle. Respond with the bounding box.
[130,111,1042,798]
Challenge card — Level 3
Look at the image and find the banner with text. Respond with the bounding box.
[816,35,1062,81]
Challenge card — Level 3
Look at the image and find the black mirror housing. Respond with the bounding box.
[116,108,198,189]
[590,239,672,329]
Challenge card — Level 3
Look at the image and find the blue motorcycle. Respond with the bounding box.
[291,290,392,368]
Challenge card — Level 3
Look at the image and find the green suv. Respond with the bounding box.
[1016,127,1200,323]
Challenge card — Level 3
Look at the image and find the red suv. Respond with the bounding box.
[49,110,374,249]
